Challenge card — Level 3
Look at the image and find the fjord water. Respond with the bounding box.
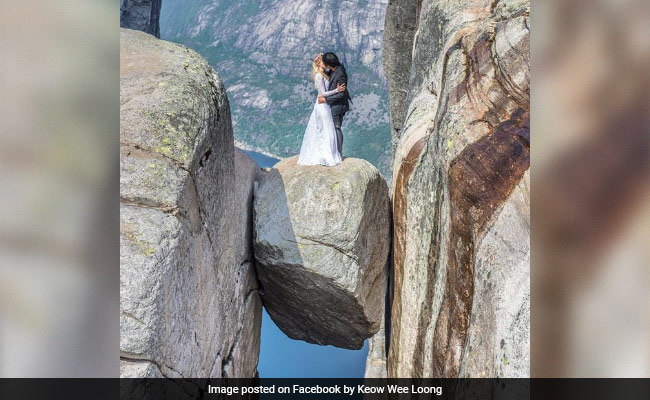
[244,150,279,169]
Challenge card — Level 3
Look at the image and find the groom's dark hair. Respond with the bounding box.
[322,52,341,67]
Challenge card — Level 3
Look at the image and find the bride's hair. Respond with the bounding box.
[311,53,329,81]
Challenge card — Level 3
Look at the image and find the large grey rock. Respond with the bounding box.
[120,359,164,378]
[384,0,530,377]
[254,156,390,349]
[120,0,162,38]
[120,28,261,378]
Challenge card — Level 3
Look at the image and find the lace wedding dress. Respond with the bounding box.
[297,73,342,166]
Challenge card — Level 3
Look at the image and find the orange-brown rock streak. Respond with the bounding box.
[388,137,426,375]
[432,109,530,377]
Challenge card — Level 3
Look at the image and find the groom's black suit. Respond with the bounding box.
[325,64,351,155]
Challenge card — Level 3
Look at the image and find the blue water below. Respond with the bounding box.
[244,150,279,169]
[243,149,369,378]
[258,311,369,378]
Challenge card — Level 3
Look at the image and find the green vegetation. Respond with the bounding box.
[160,0,392,178]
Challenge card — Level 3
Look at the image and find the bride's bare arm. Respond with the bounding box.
[316,74,339,97]
[324,76,347,104]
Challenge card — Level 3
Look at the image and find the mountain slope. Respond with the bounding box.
[160,0,391,177]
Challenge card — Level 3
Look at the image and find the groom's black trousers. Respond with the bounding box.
[333,112,345,155]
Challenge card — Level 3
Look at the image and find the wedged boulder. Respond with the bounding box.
[253,156,390,349]
[384,0,530,377]
[120,28,261,378]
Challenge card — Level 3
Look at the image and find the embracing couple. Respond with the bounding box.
[297,52,352,167]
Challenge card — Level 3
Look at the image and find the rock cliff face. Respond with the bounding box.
[364,312,388,378]
[253,156,390,350]
[162,0,387,77]
[120,0,162,38]
[119,28,261,378]
[160,0,392,178]
[382,0,530,377]
[381,0,419,153]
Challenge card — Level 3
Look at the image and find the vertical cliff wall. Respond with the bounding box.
[382,0,420,154]
[120,0,162,38]
[120,28,261,379]
[382,0,530,377]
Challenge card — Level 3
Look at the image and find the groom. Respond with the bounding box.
[318,52,351,155]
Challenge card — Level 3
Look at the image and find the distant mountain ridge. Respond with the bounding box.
[160,0,391,177]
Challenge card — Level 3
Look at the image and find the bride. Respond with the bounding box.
[297,54,346,166]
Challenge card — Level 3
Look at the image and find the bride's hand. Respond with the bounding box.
[337,83,346,92]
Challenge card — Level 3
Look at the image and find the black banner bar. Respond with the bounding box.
[1,378,649,400]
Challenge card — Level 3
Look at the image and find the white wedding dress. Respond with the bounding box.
[297,73,342,166]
